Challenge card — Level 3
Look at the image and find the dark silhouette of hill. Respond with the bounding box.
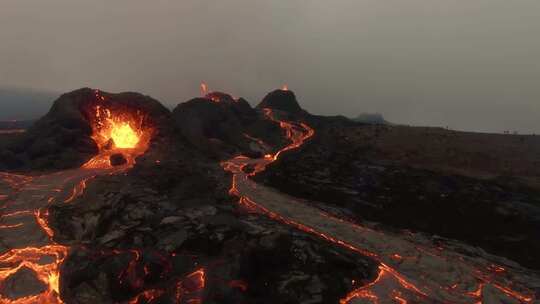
[172,92,285,159]
[352,113,389,125]
[256,89,307,115]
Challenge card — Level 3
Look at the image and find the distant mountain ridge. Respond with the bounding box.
[0,87,58,121]
[0,120,35,130]
[351,112,389,125]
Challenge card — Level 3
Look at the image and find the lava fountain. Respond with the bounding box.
[82,91,154,169]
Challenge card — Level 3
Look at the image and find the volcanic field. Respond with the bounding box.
[0,87,538,303]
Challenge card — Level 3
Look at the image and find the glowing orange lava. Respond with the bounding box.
[110,122,139,149]
[83,91,154,169]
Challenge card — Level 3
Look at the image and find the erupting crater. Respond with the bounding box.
[82,92,154,169]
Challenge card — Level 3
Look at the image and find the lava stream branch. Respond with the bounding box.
[223,108,539,304]
[0,165,130,304]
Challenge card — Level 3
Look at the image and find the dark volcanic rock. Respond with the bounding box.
[255,118,540,270]
[0,267,48,300]
[56,194,376,304]
[0,88,172,171]
[49,112,377,303]
[257,89,305,115]
[204,91,236,103]
[110,153,127,166]
[172,95,284,159]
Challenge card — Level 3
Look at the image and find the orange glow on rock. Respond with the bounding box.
[82,90,154,169]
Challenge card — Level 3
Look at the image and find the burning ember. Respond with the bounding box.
[83,91,154,169]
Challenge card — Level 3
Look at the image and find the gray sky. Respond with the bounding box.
[1,0,540,133]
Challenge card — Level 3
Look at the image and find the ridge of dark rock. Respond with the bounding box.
[171,95,285,159]
[256,89,305,115]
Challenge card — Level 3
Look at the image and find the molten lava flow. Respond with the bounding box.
[110,122,139,148]
[83,91,154,169]
[222,107,538,304]
[0,169,106,304]
[0,245,68,303]
[175,269,206,303]
[127,289,165,304]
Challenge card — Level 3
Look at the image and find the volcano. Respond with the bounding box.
[81,90,156,168]
[0,88,170,171]
[256,89,306,115]
[0,87,539,304]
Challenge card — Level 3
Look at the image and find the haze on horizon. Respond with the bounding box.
[1,0,539,133]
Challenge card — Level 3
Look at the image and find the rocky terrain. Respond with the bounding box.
[0,88,377,304]
[255,113,540,271]
[51,165,375,304]
[0,87,539,303]
[172,92,286,159]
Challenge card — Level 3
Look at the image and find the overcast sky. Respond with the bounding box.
[1,0,539,133]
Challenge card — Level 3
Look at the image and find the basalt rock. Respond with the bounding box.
[172,94,284,159]
[0,267,48,301]
[110,153,127,166]
[257,89,306,115]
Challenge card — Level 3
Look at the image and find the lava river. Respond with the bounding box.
[222,109,540,304]
[0,166,124,303]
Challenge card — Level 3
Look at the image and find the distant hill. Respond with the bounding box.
[0,120,35,130]
[351,113,389,125]
[0,87,58,121]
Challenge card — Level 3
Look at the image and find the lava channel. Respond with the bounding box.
[222,105,539,304]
